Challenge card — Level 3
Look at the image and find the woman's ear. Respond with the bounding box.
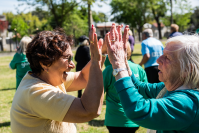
[39,62,48,72]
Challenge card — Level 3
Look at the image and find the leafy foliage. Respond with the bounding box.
[110,0,151,40]
[10,16,29,40]
[18,0,80,27]
[2,12,15,25]
[190,7,199,30]
[161,0,193,32]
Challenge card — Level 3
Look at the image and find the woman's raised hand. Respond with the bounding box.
[89,25,103,63]
[105,23,129,69]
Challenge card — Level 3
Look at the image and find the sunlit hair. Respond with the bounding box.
[17,36,32,54]
[126,42,132,60]
[170,24,179,32]
[142,29,153,37]
[78,39,89,46]
[128,30,133,36]
[166,35,199,89]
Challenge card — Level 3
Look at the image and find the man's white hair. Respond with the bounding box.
[166,35,199,89]
[142,29,153,37]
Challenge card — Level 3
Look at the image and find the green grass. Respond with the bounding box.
[0,44,147,133]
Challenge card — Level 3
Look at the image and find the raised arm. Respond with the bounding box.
[63,25,104,123]
[67,28,104,92]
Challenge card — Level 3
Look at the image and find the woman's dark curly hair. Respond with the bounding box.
[26,28,73,75]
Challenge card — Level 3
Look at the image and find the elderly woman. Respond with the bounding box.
[105,23,199,133]
[10,26,104,133]
[9,36,32,89]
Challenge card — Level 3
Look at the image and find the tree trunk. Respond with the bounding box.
[137,28,142,42]
[157,22,162,39]
[155,17,162,39]
[132,28,135,38]
[0,39,3,51]
[88,3,91,36]
[170,0,173,24]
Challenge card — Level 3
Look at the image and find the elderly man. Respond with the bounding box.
[139,29,164,83]
[105,23,199,133]
[168,24,183,38]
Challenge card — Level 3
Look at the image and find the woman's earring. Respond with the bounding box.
[45,70,49,74]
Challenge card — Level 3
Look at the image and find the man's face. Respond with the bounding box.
[142,34,146,40]
[157,42,181,85]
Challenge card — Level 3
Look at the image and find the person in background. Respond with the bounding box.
[139,29,164,83]
[10,26,105,133]
[168,24,183,38]
[128,30,135,53]
[9,36,32,89]
[105,23,199,133]
[103,40,148,133]
[75,35,91,98]
[128,30,135,62]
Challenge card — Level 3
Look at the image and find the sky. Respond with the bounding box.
[0,0,199,18]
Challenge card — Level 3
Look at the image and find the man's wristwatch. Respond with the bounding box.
[113,68,127,77]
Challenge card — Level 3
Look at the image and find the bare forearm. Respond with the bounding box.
[81,61,104,115]
[139,54,150,66]
[101,56,106,69]
[80,61,91,82]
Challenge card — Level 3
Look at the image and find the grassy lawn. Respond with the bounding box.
[0,43,148,133]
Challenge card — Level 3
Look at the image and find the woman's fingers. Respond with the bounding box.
[98,38,103,49]
[123,25,129,51]
[110,23,116,44]
[102,38,107,54]
[94,33,98,49]
[106,32,111,50]
[114,24,119,42]
[117,25,122,42]
[89,25,95,43]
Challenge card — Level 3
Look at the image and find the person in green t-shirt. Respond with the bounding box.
[103,42,148,133]
[9,36,32,89]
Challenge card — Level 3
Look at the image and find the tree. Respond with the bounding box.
[82,0,108,35]
[148,0,168,39]
[110,0,151,41]
[10,16,29,41]
[31,7,50,21]
[190,7,199,30]
[92,11,108,23]
[3,12,15,26]
[20,13,47,34]
[18,0,80,27]
[161,0,193,32]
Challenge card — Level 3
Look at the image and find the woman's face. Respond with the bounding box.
[157,42,181,88]
[47,46,75,86]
